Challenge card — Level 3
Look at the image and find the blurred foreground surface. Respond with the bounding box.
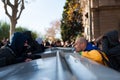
[0,47,120,80]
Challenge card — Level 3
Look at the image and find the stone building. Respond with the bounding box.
[80,0,120,41]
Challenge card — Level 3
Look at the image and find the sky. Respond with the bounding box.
[0,0,66,38]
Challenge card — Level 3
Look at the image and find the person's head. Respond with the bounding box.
[9,32,29,56]
[74,37,87,52]
[22,31,33,45]
[55,40,61,47]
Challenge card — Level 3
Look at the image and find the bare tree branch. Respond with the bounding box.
[7,0,14,7]
[3,0,12,19]
[18,0,22,5]
[1,0,5,3]
[16,0,25,20]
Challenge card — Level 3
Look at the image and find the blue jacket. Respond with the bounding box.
[85,42,99,51]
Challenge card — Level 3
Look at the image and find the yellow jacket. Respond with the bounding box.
[81,50,108,65]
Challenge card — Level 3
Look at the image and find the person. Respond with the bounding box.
[23,31,45,54]
[102,30,120,54]
[101,30,120,71]
[74,37,108,65]
[54,40,62,47]
[0,32,32,67]
[44,40,51,49]
[35,37,45,52]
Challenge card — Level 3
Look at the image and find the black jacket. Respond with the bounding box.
[102,30,120,71]
[0,46,16,67]
[0,32,28,67]
[102,30,120,54]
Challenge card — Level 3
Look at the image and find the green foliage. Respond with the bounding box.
[61,0,84,42]
[0,21,38,40]
[31,31,38,40]
[15,27,38,39]
[0,22,10,40]
[15,26,28,32]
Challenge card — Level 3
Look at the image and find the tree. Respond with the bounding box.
[0,21,38,40]
[0,22,9,40]
[15,26,28,32]
[45,20,61,39]
[61,0,83,42]
[2,0,25,39]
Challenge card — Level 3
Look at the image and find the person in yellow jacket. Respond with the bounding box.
[74,37,108,66]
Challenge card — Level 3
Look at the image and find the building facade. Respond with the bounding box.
[80,0,120,41]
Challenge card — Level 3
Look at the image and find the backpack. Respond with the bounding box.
[107,44,120,71]
[99,45,120,71]
[98,50,113,67]
[101,30,120,71]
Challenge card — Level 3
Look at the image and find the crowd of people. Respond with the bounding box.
[0,30,120,72]
[0,31,45,67]
[0,31,74,67]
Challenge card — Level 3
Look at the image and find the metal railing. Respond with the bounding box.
[0,47,120,80]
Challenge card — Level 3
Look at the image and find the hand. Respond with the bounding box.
[25,58,32,62]
[27,52,32,55]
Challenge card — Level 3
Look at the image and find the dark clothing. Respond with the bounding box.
[102,30,120,54]
[0,46,16,67]
[0,32,28,67]
[9,32,29,57]
[0,32,43,68]
[25,41,45,54]
[23,31,45,54]
[101,30,120,71]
